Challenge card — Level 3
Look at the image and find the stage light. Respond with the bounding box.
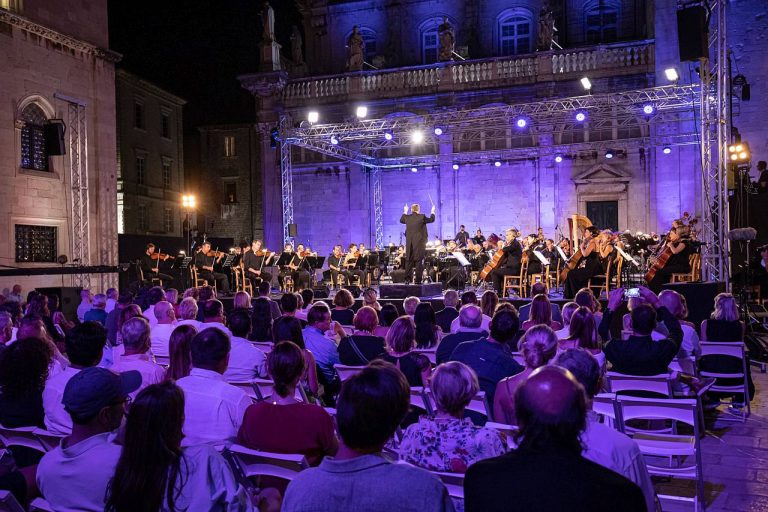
[410,167,418,173]
[330,136,339,145]
[739,151,748,159]
[663,146,672,154]
[434,127,443,136]
[605,150,614,159]
[730,153,738,161]
[728,142,751,163]
[494,161,502,167]
[516,118,527,128]
[384,132,393,141]
[642,104,655,115]
[307,111,319,124]
[664,68,679,82]
[555,155,563,163]
[452,163,459,170]
[580,77,592,91]
[575,111,587,122]
[411,130,424,144]
[356,106,368,119]
[182,194,196,209]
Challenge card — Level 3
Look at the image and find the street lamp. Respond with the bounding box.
[182,194,196,253]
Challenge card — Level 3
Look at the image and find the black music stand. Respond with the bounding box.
[275,252,295,269]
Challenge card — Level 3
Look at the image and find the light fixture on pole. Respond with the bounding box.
[664,68,679,82]
[411,130,424,144]
[580,77,592,91]
[181,194,196,258]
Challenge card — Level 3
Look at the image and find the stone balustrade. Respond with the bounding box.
[280,40,654,107]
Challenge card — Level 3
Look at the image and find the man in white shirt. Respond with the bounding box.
[43,322,108,435]
[143,286,166,328]
[104,287,118,313]
[556,349,657,512]
[150,300,177,357]
[223,309,266,382]
[176,327,251,446]
[37,366,140,512]
[76,289,92,323]
[112,317,166,398]
[450,304,492,334]
[6,284,22,304]
[302,305,340,386]
[295,289,314,322]
[176,297,202,329]
[199,299,232,337]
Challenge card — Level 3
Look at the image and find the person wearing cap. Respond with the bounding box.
[36,366,141,512]
[111,317,166,399]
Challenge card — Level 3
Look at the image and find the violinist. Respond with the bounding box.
[490,228,523,295]
[563,226,601,299]
[523,234,544,276]
[542,239,560,268]
[327,245,345,289]
[194,241,230,294]
[278,243,295,290]
[243,239,274,289]
[284,243,311,290]
[646,226,690,293]
[140,243,174,285]
[343,243,366,285]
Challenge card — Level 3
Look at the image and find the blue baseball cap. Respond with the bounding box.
[63,367,142,418]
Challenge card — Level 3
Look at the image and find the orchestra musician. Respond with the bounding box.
[194,241,230,294]
[343,243,366,285]
[558,238,573,259]
[390,245,407,283]
[542,239,560,267]
[490,228,523,294]
[472,229,486,246]
[399,202,436,285]
[139,243,175,285]
[455,225,470,248]
[563,226,601,299]
[523,234,544,276]
[327,245,346,288]
[243,239,274,289]
[288,244,312,290]
[440,240,465,287]
[278,243,295,290]
[646,226,691,293]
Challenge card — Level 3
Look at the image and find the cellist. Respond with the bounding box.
[490,228,523,295]
[646,226,690,293]
[563,226,601,299]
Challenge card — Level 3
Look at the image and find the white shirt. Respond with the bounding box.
[177,318,202,330]
[176,368,251,447]
[582,412,656,512]
[105,298,117,313]
[295,308,309,321]
[37,432,122,512]
[199,322,232,338]
[76,300,91,323]
[554,326,570,339]
[450,314,491,334]
[42,366,81,435]
[151,322,178,357]
[111,352,167,398]
[223,337,267,382]
[677,324,701,374]
[144,305,158,327]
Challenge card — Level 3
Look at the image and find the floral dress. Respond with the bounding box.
[397,416,507,473]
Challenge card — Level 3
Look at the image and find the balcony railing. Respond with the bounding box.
[281,40,654,107]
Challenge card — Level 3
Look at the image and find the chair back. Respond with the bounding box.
[251,341,274,354]
[0,489,25,512]
[227,444,309,482]
[413,348,437,365]
[511,351,525,366]
[32,428,65,452]
[698,341,749,394]
[154,354,171,367]
[484,421,518,438]
[410,386,434,415]
[431,471,465,500]
[333,364,365,382]
[615,396,699,436]
[0,424,46,453]
[605,372,673,398]
[466,391,491,419]
[592,392,618,421]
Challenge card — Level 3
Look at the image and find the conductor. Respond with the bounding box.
[399,202,436,284]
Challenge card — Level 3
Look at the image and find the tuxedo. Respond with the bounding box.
[399,211,435,284]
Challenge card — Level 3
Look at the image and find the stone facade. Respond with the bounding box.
[116,69,185,237]
[0,2,119,291]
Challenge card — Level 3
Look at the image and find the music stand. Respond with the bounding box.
[275,252,294,268]
[222,253,237,268]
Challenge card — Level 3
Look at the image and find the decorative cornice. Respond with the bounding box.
[0,9,122,63]
[238,71,289,98]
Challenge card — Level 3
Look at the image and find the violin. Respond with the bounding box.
[205,250,226,259]
[149,252,174,261]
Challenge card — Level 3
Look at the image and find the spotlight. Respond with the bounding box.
[307,111,319,124]
[410,167,418,173]
[411,130,424,144]
[739,151,748,159]
[575,111,587,122]
[664,68,679,82]
[663,146,672,154]
[434,127,443,136]
[555,155,563,163]
[516,118,527,128]
[605,150,614,159]
[494,161,502,167]
[330,136,339,145]
[452,163,459,170]
[642,104,655,115]
[580,77,592,91]
[728,142,751,163]
[356,106,368,118]
[384,132,393,141]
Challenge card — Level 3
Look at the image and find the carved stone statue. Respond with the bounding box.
[537,6,556,51]
[438,16,455,61]
[290,25,304,64]
[260,1,275,43]
[347,25,364,71]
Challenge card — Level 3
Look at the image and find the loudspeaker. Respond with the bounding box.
[312,285,330,299]
[288,223,297,238]
[662,281,726,327]
[343,285,361,297]
[43,121,66,155]
[36,286,81,320]
[677,6,708,61]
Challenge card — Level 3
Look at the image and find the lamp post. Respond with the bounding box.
[181,194,196,253]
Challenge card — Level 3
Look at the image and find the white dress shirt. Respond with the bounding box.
[450,314,492,334]
[76,300,91,323]
[223,337,267,382]
[144,304,158,327]
[199,322,232,338]
[105,298,117,313]
[111,352,167,398]
[177,318,202,330]
[176,368,251,447]
[150,322,178,357]
[37,432,122,512]
[42,366,81,435]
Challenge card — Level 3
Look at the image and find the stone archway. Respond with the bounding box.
[572,163,632,230]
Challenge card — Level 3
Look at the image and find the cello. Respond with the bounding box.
[478,233,506,281]
[644,234,673,282]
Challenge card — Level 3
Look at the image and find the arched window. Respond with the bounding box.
[345,27,378,59]
[420,17,444,64]
[585,1,619,44]
[20,103,49,172]
[498,9,533,55]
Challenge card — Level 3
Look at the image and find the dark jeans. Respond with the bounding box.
[200,271,230,293]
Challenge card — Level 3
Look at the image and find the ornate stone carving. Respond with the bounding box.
[438,17,455,62]
[239,71,288,98]
[347,26,364,71]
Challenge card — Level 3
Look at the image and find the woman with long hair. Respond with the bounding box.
[414,302,441,349]
[558,307,604,369]
[480,290,499,319]
[272,316,319,396]
[250,297,274,342]
[374,303,399,338]
[105,381,257,511]
[379,316,431,387]
[165,325,197,381]
[233,291,252,311]
[0,337,52,428]
[521,295,562,331]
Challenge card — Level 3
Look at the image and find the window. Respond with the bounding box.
[136,156,146,185]
[225,183,237,203]
[420,19,440,63]
[161,113,171,138]
[498,9,532,55]
[15,225,57,263]
[164,207,174,233]
[162,161,172,188]
[134,102,144,129]
[224,135,236,157]
[20,103,49,171]
[137,204,148,231]
[585,1,619,44]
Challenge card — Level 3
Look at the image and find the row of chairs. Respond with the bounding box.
[0,426,63,511]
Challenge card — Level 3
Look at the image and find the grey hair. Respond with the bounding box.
[178,297,198,320]
[403,296,421,316]
[458,304,482,328]
[121,316,151,351]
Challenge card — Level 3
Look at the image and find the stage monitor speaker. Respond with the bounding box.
[288,223,297,238]
[36,286,81,320]
[343,285,361,297]
[662,281,726,327]
[43,121,66,155]
[312,285,330,299]
[677,6,708,61]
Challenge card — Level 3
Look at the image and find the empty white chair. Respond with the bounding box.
[698,341,750,421]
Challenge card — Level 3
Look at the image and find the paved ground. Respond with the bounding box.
[657,364,768,511]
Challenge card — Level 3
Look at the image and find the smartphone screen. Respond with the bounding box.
[625,287,640,298]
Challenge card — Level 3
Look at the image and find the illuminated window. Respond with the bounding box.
[20,103,49,171]
[224,135,236,157]
[498,9,532,55]
[585,1,619,43]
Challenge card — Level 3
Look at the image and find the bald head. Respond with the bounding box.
[459,304,482,329]
[514,366,587,454]
[154,301,176,324]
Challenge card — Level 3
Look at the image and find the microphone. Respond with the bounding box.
[727,227,757,241]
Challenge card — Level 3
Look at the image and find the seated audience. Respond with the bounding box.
[575,288,603,324]
[518,282,563,323]
[331,289,355,325]
[480,290,499,322]
[166,324,197,381]
[258,281,281,320]
[149,300,177,357]
[223,309,267,382]
[37,367,140,511]
[436,305,488,365]
[282,361,453,512]
[464,366,646,512]
[558,307,605,369]
[554,301,578,339]
[302,305,341,389]
[414,302,441,349]
[556,349,657,512]
[233,291,252,311]
[105,293,133,347]
[274,316,319,396]
[449,309,523,405]
[164,288,179,309]
[296,289,314,321]
[338,306,386,365]
[105,381,261,512]
[176,297,201,330]
[238,341,338,466]
[362,288,382,312]
[26,294,61,343]
[622,297,667,341]
[521,294,563,331]
[494,325,558,425]
[143,286,166,327]
[250,297,275,342]
[399,361,506,472]
[403,296,421,319]
[435,290,460,333]
[105,288,118,313]
[373,303,399,338]
[84,293,108,325]
[76,289,92,323]
[380,316,431,387]
[196,286,215,322]
[0,338,51,430]
[450,292,491,333]
[658,290,700,374]
[281,292,299,317]
[0,311,13,347]
[111,317,166,398]
[176,328,251,446]
[200,299,232,337]
[116,304,144,347]
[43,322,107,435]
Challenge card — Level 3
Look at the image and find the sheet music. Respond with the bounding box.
[556,246,568,261]
[533,250,550,266]
[451,251,471,267]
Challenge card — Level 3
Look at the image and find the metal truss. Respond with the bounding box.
[279,115,295,246]
[371,167,383,248]
[66,100,90,289]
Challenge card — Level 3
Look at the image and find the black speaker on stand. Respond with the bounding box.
[288,223,298,238]
[43,120,66,155]
[677,6,709,62]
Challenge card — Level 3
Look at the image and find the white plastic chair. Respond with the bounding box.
[592,392,618,428]
[511,351,525,367]
[414,348,437,365]
[229,379,306,402]
[410,387,434,415]
[606,372,674,398]
[333,364,365,382]
[251,341,274,354]
[425,388,492,421]
[698,341,751,421]
[226,444,309,482]
[0,424,47,453]
[154,354,171,367]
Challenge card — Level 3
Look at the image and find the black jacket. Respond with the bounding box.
[399,212,435,247]
[434,306,459,334]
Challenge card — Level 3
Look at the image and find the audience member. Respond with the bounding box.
[302,305,341,386]
[26,294,61,342]
[362,288,382,312]
[450,292,491,333]
[166,324,197,381]
[250,297,275,342]
[380,316,431,387]
[274,316,319,396]
[233,291,252,310]
[111,317,166,398]
[399,361,506,471]
[464,366,646,512]
[18,314,68,372]
[374,303,399,338]
[575,288,603,323]
[258,281,281,320]
[37,367,139,511]
[143,286,166,327]
[296,289,314,321]
[0,311,14,347]
[176,297,201,330]
[331,289,355,325]
[281,292,300,317]
[556,349,657,512]
[659,290,700,374]
[6,284,22,304]
[554,301,578,339]
[522,294,563,331]
[403,296,421,318]
[176,328,251,446]
[76,289,92,323]
[84,294,108,325]
[164,287,178,308]
[0,337,52,428]
[518,282,563,323]
[436,305,488,365]
[115,303,144,353]
[559,307,604,369]
[435,290,460,333]
[282,361,453,512]
[338,306,386,365]
[200,299,232,337]
[414,302,441,349]
[622,297,667,341]
[449,309,523,405]
[223,309,267,382]
[494,325,558,425]
[149,300,177,357]
[105,293,133,346]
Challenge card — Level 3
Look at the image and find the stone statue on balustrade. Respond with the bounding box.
[260,1,275,43]
[537,5,556,51]
[438,16,455,61]
[290,25,304,64]
[347,25,364,71]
